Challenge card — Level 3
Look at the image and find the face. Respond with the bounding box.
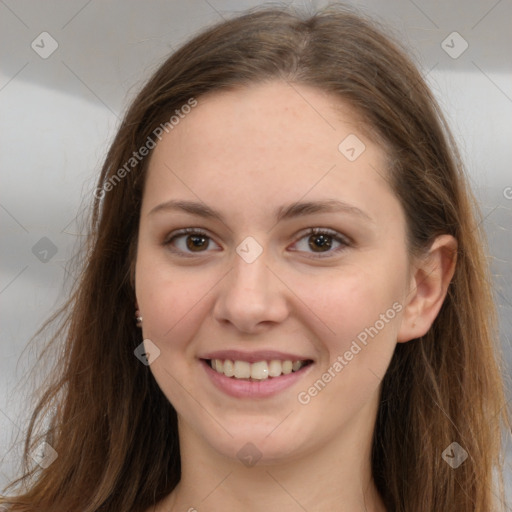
[135,80,411,464]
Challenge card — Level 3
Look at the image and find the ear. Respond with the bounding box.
[397,234,457,343]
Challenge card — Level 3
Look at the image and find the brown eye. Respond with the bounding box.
[291,228,350,258]
[164,228,220,256]
[308,233,333,252]
[185,233,209,252]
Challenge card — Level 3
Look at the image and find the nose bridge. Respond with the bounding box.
[213,236,288,331]
[230,240,272,299]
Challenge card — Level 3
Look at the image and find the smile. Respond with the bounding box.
[200,355,314,399]
[206,358,312,380]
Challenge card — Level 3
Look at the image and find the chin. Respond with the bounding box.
[200,423,314,466]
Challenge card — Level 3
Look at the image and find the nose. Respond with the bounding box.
[212,245,289,333]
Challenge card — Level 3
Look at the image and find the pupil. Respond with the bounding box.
[187,235,207,251]
[309,234,331,252]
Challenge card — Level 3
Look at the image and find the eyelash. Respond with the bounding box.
[162,227,351,259]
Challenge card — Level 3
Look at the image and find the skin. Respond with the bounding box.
[135,80,457,512]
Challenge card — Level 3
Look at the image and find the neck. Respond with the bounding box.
[162,393,387,512]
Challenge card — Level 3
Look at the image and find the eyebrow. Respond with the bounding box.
[148,198,373,224]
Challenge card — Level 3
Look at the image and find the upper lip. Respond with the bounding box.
[200,350,314,363]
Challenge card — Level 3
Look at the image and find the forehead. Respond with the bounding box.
[164,80,377,160]
[141,80,397,227]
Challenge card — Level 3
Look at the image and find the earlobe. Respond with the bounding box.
[134,297,142,327]
[397,234,457,343]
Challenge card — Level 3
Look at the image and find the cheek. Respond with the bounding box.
[135,249,221,359]
[134,255,208,404]
[308,259,405,363]
[139,284,200,341]
[296,270,403,419]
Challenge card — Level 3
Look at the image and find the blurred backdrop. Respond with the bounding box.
[0,0,510,501]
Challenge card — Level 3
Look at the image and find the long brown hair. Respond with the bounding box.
[1,4,510,511]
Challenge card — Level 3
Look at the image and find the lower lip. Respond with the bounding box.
[201,359,313,399]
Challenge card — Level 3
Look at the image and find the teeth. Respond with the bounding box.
[209,358,308,380]
[282,360,293,374]
[223,359,234,377]
[251,361,269,380]
[268,360,282,377]
[234,361,251,379]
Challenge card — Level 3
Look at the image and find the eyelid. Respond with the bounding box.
[163,227,211,243]
[295,226,351,245]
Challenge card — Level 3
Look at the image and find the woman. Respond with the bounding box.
[1,4,510,511]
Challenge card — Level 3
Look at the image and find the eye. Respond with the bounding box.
[163,227,351,259]
[163,228,220,256]
[290,227,350,258]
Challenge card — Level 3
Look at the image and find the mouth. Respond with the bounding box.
[203,358,314,381]
[199,350,315,398]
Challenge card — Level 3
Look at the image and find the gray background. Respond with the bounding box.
[1,0,511,503]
